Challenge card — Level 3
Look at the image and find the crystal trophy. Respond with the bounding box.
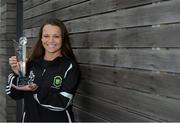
[13,36,33,86]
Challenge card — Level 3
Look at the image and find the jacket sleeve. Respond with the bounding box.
[34,63,80,111]
[5,72,24,100]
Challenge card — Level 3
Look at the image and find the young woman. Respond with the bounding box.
[6,18,80,122]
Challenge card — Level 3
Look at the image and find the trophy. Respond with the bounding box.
[13,36,33,86]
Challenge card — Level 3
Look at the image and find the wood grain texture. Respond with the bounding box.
[116,0,180,28]
[74,49,180,73]
[0,0,17,122]
[24,0,49,10]
[74,94,156,121]
[115,24,180,47]
[69,23,180,48]
[24,0,180,34]
[77,79,180,121]
[73,107,107,122]
[115,49,180,73]
[117,0,163,9]
[79,64,180,99]
[24,0,88,19]
[24,0,116,29]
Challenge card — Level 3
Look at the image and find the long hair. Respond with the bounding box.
[28,18,76,63]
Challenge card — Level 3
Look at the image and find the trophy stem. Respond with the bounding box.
[19,61,26,77]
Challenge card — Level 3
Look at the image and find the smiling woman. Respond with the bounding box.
[41,24,62,60]
[29,18,77,63]
[6,18,80,122]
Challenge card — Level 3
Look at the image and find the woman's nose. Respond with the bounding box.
[49,37,54,42]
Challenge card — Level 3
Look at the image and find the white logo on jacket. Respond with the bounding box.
[28,70,35,82]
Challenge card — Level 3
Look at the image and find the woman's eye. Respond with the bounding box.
[54,36,60,38]
[43,35,50,39]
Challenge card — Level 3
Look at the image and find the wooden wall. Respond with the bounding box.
[23,0,180,121]
[0,0,17,121]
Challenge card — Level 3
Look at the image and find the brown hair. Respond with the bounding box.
[28,18,76,63]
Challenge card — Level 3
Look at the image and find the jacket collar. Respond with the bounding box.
[32,56,64,68]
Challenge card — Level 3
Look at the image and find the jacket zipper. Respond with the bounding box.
[22,112,26,123]
[42,69,46,76]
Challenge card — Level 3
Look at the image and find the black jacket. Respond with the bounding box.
[6,56,80,122]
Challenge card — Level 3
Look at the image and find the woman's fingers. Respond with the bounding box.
[29,83,38,91]
[9,56,17,61]
[9,56,19,74]
[11,64,18,67]
[9,56,18,65]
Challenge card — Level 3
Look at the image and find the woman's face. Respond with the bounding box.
[41,24,62,56]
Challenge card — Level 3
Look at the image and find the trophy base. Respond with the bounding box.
[17,76,33,86]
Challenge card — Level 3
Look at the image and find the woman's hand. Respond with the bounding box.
[9,56,19,75]
[12,83,38,91]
